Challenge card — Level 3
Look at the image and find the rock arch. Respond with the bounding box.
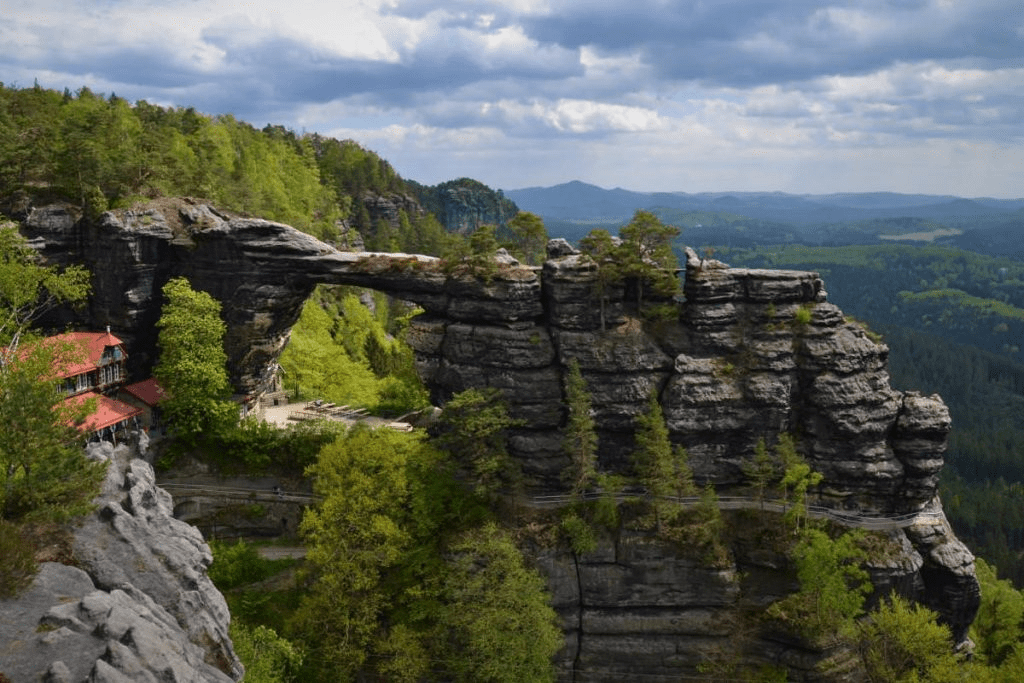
[23,199,947,511]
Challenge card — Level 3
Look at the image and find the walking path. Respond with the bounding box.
[158,482,943,532]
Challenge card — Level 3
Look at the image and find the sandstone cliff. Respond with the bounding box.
[16,199,979,679]
[409,177,519,233]
[0,439,241,682]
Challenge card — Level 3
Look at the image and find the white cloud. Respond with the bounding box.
[3,0,1024,197]
[479,99,666,134]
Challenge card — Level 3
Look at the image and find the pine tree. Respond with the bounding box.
[579,228,621,330]
[562,359,598,500]
[616,210,680,313]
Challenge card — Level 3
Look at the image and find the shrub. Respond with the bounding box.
[208,539,295,590]
[0,521,37,597]
[561,510,597,555]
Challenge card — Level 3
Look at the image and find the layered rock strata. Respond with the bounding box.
[0,440,241,682]
[17,200,978,678]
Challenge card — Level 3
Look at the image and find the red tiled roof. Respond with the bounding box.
[121,378,168,406]
[46,331,126,379]
[64,391,143,433]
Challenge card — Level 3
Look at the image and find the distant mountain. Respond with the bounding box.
[504,181,1024,226]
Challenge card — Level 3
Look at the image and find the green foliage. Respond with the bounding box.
[1,84,482,247]
[560,510,598,555]
[660,483,728,565]
[0,228,101,524]
[279,294,428,416]
[154,277,237,445]
[629,391,698,535]
[617,209,681,313]
[0,339,105,522]
[0,222,100,594]
[433,523,561,683]
[432,388,522,500]
[561,358,598,499]
[291,424,414,679]
[279,298,380,406]
[230,622,305,683]
[855,594,961,683]
[410,176,519,238]
[289,424,557,682]
[631,391,695,504]
[972,559,1024,666]
[578,228,621,330]
[208,539,296,591]
[0,520,36,597]
[0,222,90,348]
[441,224,503,281]
[775,434,822,530]
[505,211,548,265]
[631,390,675,498]
[793,304,813,326]
[767,528,870,643]
[203,418,345,474]
[743,438,778,504]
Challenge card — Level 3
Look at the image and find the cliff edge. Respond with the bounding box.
[0,440,242,683]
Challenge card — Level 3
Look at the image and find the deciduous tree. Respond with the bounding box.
[856,594,961,683]
[0,225,100,524]
[154,277,237,444]
[435,523,561,683]
[292,424,414,679]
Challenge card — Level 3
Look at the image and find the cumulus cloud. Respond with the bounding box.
[2,0,1023,196]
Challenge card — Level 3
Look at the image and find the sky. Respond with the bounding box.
[3,0,1023,198]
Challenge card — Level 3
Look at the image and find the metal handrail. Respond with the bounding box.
[157,483,943,530]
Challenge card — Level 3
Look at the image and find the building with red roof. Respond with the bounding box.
[119,378,168,433]
[48,329,129,397]
[34,329,140,442]
[64,391,143,442]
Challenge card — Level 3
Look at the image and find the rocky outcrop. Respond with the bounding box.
[0,440,241,682]
[410,177,519,233]
[16,199,977,679]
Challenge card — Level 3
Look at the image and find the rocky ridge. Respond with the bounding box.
[16,199,979,679]
[0,438,241,682]
[410,177,519,233]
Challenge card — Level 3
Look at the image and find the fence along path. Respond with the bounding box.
[159,482,942,531]
[529,493,943,531]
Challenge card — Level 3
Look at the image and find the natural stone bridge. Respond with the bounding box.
[19,197,978,650]
[22,197,949,512]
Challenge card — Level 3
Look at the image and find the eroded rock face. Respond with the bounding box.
[0,441,241,682]
[17,200,977,679]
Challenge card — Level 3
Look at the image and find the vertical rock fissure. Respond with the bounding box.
[571,549,585,683]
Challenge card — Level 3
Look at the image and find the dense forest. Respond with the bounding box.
[0,82,459,254]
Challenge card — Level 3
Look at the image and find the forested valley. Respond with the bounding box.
[6,81,1024,681]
